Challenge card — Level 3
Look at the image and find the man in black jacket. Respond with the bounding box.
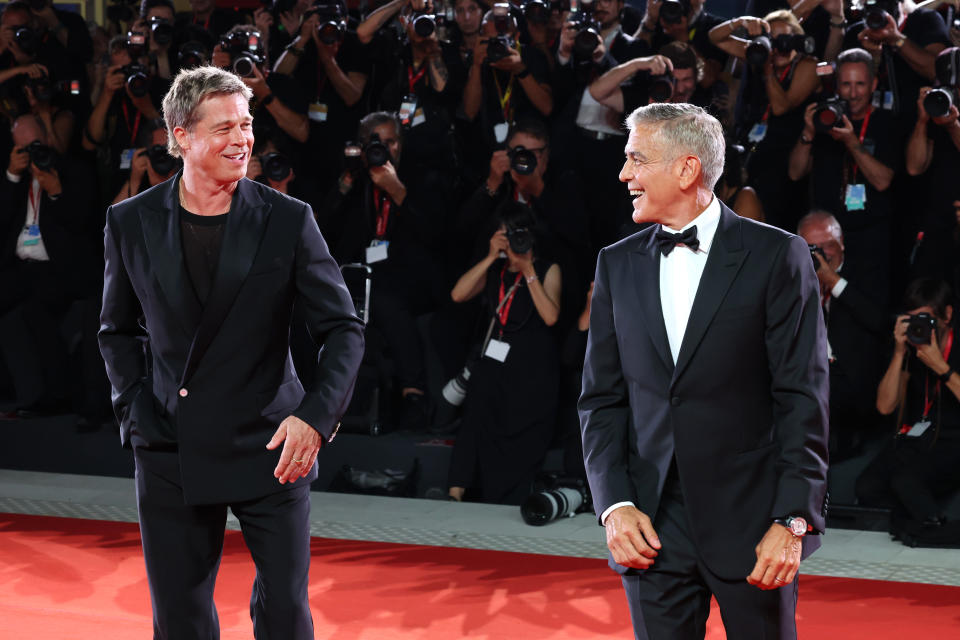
[98,66,364,640]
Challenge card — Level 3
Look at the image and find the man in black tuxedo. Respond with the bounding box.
[579,103,829,639]
[98,66,364,639]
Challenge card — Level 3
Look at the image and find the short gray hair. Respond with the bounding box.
[625,103,725,191]
[798,209,843,242]
[162,66,252,158]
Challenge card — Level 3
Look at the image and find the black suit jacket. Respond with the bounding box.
[579,204,829,579]
[99,174,365,505]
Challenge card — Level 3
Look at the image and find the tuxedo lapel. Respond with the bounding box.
[139,175,203,337]
[179,178,272,388]
[629,232,674,374]
[671,205,748,386]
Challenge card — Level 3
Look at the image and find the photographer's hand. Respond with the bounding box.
[7,145,30,176]
[490,46,524,74]
[932,105,960,129]
[488,228,508,258]
[246,155,263,181]
[279,9,300,35]
[487,149,511,193]
[894,314,910,356]
[801,102,817,140]
[130,147,149,185]
[828,114,856,147]
[558,20,576,61]
[916,329,950,376]
[33,164,61,197]
[813,252,840,291]
[634,55,672,76]
[605,505,661,570]
[369,160,406,205]
[211,44,231,70]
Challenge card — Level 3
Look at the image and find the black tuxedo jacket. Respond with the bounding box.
[579,204,829,579]
[99,174,365,505]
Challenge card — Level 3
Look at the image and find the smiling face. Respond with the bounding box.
[837,61,876,120]
[620,124,683,225]
[671,67,696,103]
[174,92,253,186]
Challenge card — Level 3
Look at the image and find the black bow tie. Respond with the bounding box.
[655,225,700,256]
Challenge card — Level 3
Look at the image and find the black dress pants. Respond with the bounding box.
[134,456,314,640]
[621,466,798,640]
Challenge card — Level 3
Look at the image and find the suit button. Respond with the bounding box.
[671,396,681,407]
[179,388,188,398]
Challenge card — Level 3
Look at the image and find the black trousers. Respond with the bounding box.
[134,456,314,640]
[621,467,798,640]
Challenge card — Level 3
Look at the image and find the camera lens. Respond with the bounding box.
[232,54,257,78]
[509,146,538,175]
[746,35,772,67]
[151,19,174,46]
[413,14,436,37]
[26,142,55,171]
[260,152,292,181]
[924,88,953,119]
[521,487,584,526]
[648,74,675,103]
[318,21,344,44]
[124,65,149,98]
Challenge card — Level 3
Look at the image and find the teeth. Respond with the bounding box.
[630,189,644,196]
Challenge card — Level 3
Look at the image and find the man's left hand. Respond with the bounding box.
[828,114,856,147]
[915,328,950,375]
[34,165,61,197]
[747,523,802,590]
[369,160,406,202]
[266,415,321,484]
[813,252,840,290]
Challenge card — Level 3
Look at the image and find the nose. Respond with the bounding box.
[619,160,632,183]
[229,125,246,147]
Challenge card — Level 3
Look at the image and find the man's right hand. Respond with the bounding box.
[893,314,910,356]
[7,145,30,176]
[104,64,126,94]
[634,55,673,76]
[487,149,511,192]
[605,505,662,569]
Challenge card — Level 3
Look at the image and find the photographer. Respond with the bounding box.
[906,47,960,287]
[321,112,450,430]
[636,0,728,88]
[174,0,241,41]
[273,1,369,192]
[710,10,819,231]
[857,277,960,537]
[447,203,561,504]
[789,47,898,304]
[788,0,848,62]
[133,0,176,82]
[0,114,99,415]
[111,122,178,203]
[798,210,888,458]
[844,0,950,119]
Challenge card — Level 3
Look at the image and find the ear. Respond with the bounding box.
[946,305,953,325]
[676,155,702,190]
[871,76,878,93]
[173,126,190,154]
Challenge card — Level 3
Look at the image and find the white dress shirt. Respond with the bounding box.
[600,196,722,526]
[7,170,50,262]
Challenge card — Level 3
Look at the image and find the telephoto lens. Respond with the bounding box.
[521,486,586,526]
[149,17,174,46]
[260,152,292,181]
[905,313,937,345]
[745,35,772,67]
[508,146,538,175]
[647,73,675,103]
[146,144,178,175]
[364,134,390,167]
[123,63,150,98]
[441,367,471,406]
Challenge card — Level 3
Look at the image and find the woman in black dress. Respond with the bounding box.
[447,205,562,504]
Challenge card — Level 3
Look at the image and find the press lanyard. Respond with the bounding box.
[121,102,142,147]
[922,329,954,419]
[408,65,427,93]
[760,66,792,124]
[497,264,523,328]
[849,108,873,183]
[194,13,211,30]
[493,71,514,123]
[372,187,391,239]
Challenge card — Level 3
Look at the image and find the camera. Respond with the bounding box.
[306,2,347,44]
[746,33,815,67]
[178,41,208,69]
[364,133,390,167]
[343,141,364,172]
[441,365,471,406]
[220,29,264,78]
[143,144,178,175]
[507,145,539,176]
[648,72,675,103]
[412,10,437,37]
[521,474,591,526]
[259,152,292,182]
[18,141,56,172]
[106,0,138,23]
[813,95,848,132]
[925,48,960,118]
[809,244,826,270]
[863,0,899,31]
[126,30,148,59]
[569,0,601,61]
[505,220,534,254]
[148,16,174,47]
[485,35,517,63]
[120,63,150,98]
[14,27,39,56]
[905,312,937,345]
[659,0,690,26]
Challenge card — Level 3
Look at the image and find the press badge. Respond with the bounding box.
[493,122,509,144]
[399,95,418,126]
[21,224,40,246]
[906,420,932,437]
[845,184,867,211]
[308,102,328,122]
[883,91,894,111]
[411,107,426,127]
[119,148,135,170]
[484,338,510,362]
[747,123,767,143]
[365,240,389,264]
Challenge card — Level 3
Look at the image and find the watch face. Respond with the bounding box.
[789,517,808,537]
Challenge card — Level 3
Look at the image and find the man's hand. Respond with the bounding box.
[916,327,950,375]
[747,523,802,590]
[243,64,271,100]
[254,8,274,38]
[490,45,525,74]
[605,505,662,570]
[813,251,840,290]
[558,19,576,59]
[16,63,49,79]
[130,147,149,184]
[857,28,884,55]
[865,13,903,47]
[7,145,30,176]
[934,105,960,129]
[488,228,509,258]
[33,165,61,197]
[737,16,770,38]
[104,64,126,95]
[801,102,817,140]
[369,160,406,202]
[279,9,301,35]
[634,55,673,76]
[828,114,857,147]
[893,314,911,356]
[487,149,511,192]
[266,415,321,484]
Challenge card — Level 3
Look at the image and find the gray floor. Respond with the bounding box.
[2,469,959,587]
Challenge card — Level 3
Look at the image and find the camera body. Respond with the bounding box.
[120,63,150,98]
[648,71,676,103]
[485,35,517,62]
[178,41,208,69]
[507,145,538,175]
[926,47,960,118]
[746,33,815,67]
[19,140,56,171]
[660,0,691,26]
[259,152,292,181]
[144,144,178,175]
[905,312,938,345]
[126,30,148,59]
[220,29,264,78]
[569,0,601,61]
[808,244,826,270]
[148,16,174,47]
[863,0,900,31]
[813,95,849,133]
[505,219,534,254]
[306,3,347,44]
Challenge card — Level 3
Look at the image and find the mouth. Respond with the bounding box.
[629,188,645,201]
[223,151,247,164]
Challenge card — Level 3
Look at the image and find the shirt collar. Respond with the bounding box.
[662,196,721,254]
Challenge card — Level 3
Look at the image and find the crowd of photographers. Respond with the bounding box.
[1,0,958,527]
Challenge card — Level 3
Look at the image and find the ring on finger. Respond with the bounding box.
[774,577,786,584]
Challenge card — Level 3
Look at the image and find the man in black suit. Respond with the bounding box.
[98,66,364,640]
[579,103,829,639]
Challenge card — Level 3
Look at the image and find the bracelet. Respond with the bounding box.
[800,133,813,144]
[525,273,538,284]
[285,44,304,57]
[940,367,955,384]
[260,93,276,107]
[890,35,906,50]
[516,66,530,79]
[829,20,846,29]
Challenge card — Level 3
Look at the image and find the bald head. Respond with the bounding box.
[11,114,47,148]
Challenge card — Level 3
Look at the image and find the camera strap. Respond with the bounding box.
[481,273,522,350]
[408,65,427,92]
[121,102,141,147]
[492,68,515,124]
[27,179,41,225]
[497,264,523,328]
[847,107,873,183]
[371,187,391,239]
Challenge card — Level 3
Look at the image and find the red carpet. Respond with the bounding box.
[1,513,958,639]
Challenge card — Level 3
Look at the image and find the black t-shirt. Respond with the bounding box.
[809,108,901,233]
[476,44,552,147]
[901,324,960,437]
[179,205,227,306]
[919,123,960,234]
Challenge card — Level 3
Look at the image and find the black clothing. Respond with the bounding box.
[174,8,242,41]
[179,206,227,307]
[910,123,960,287]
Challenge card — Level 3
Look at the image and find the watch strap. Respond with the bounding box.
[940,367,955,384]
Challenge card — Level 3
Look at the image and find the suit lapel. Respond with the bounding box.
[630,232,674,374]
[671,205,748,386]
[139,174,203,337]
[179,178,272,388]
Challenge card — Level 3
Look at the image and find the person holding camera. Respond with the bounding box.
[111,121,179,203]
[447,202,561,504]
[174,0,241,41]
[636,0,727,88]
[710,10,819,231]
[131,0,177,83]
[906,47,960,288]
[789,47,898,307]
[798,210,887,459]
[0,114,100,416]
[856,277,960,537]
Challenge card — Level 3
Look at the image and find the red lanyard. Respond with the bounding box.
[317,63,328,99]
[194,12,211,31]
[408,65,427,93]
[372,187,391,239]
[922,329,954,418]
[761,66,792,124]
[849,108,873,183]
[121,102,142,147]
[497,265,522,327]
[27,179,41,224]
